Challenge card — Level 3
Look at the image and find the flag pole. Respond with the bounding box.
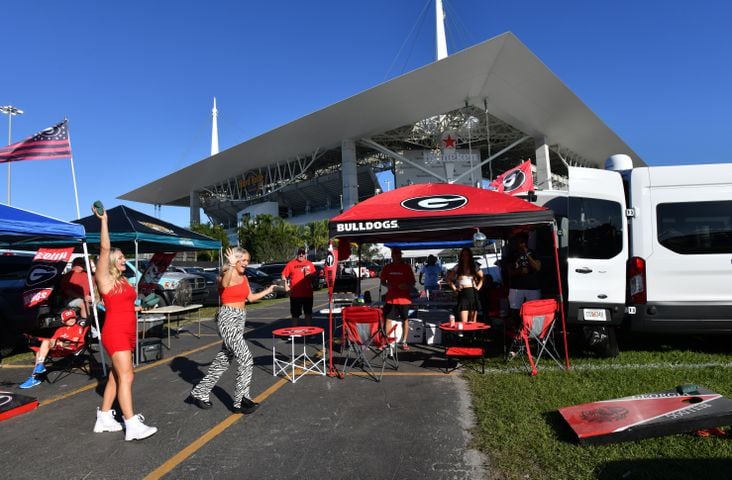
[65,118,81,219]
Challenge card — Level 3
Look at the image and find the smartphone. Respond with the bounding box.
[93,200,105,216]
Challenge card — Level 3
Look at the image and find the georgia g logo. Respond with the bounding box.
[26,265,58,287]
[325,251,335,268]
[401,194,468,212]
[502,170,526,193]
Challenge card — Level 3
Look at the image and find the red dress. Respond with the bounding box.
[101,280,137,354]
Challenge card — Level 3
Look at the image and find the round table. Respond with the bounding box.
[272,326,326,383]
[438,321,491,333]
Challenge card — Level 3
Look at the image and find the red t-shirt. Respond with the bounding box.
[51,324,86,350]
[60,269,90,299]
[380,262,415,305]
[282,259,316,298]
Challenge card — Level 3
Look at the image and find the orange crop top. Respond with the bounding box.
[219,279,251,304]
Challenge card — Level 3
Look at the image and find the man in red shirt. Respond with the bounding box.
[19,309,87,389]
[282,248,316,325]
[380,248,415,350]
[60,257,92,323]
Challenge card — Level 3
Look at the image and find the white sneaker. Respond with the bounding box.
[124,413,158,441]
[93,408,123,433]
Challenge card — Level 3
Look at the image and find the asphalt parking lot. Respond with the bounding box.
[0,279,488,480]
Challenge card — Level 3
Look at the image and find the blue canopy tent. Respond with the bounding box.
[0,204,85,245]
[0,205,107,374]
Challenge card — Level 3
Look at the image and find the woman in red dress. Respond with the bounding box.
[92,205,157,441]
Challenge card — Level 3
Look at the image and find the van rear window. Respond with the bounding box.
[657,201,732,254]
[568,197,623,259]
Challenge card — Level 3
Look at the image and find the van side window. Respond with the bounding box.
[657,201,732,254]
[568,197,623,259]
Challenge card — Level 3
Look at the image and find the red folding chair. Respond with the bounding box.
[26,325,97,383]
[341,306,398,381]
[509,298,562,376]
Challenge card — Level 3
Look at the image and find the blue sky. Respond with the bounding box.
[3,0,730,227]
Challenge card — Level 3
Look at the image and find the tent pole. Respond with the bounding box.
[134,240,139,367]
[552,222,571,369]
[356,243,362,296]
[83,241,107,376]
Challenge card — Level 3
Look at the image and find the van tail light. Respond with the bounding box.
[627,256,646,304]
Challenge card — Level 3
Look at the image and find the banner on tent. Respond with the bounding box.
[23,247,74,308]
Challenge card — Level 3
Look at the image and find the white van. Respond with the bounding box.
[622,162,732,334]
[530,160,732,356]
[531,166,628,356]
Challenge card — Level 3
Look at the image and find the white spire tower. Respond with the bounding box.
[435,0,448,61]
[211,97,219,156]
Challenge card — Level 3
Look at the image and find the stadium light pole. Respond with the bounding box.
[0,105,24,205]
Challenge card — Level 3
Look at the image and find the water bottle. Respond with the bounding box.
[449,314,456,327]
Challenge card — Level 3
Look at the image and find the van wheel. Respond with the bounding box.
[583,326,620,358]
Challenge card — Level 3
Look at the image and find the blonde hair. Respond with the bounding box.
[108,248,129,288]
[221,247,250,274]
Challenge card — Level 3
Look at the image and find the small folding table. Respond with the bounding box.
[272,326,326,383]
[439,322,490,374]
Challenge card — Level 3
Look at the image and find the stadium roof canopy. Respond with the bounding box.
[120,32,643,220]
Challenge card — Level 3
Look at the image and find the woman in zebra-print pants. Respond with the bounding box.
[188,247,274,414]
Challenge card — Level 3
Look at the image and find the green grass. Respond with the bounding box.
[467,333,732,479]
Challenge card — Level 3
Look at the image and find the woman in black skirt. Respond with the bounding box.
[446,248,484,323]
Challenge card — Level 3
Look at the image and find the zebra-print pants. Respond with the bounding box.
[190,306,253,408]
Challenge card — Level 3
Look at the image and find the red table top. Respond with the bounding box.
[273,326,324,338]
[439,322,491,332]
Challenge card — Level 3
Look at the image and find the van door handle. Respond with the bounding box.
[575,268,593,274]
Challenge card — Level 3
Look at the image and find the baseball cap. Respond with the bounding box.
[61,309,77,322]
[297,248,306,255]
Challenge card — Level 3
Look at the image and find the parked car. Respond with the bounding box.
[244,267,285,299]
[0,252,67,357]
[168,266,219,306]
[124,260,208,306]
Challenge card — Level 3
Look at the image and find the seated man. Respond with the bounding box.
[60,257,92,325]
[19,309,86,389]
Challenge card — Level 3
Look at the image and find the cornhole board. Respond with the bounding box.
[559,385,732,445]
[0,390,39,421]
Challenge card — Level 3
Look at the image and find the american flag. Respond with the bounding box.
[0,120,72,163]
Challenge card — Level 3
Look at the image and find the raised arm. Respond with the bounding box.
[219,248,238,289]
[93,205,114,295]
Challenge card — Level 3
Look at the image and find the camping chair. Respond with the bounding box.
[25,325,97,383]
[341,306,399,381]
[507,298,562,376]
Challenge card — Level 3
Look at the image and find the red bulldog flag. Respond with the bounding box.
[139,253,176,295]
[490,160,534,195]
[23,248,74,308]
[324,241,338,298]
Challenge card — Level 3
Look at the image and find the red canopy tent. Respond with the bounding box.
[327,183,570,371]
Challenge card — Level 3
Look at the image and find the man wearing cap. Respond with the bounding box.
[282,248,316,325]
[60,257,92,324]
[19,309,86,389]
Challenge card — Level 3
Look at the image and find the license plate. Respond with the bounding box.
[583,309,607,321]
